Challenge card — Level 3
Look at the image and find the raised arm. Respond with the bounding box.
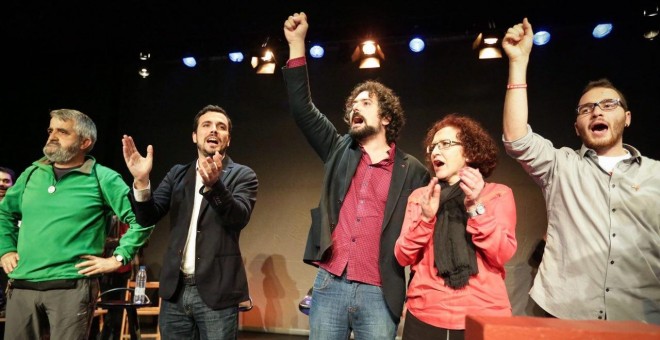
[122,135,153,190]
[502,18,534,142]
[283,12,308,60]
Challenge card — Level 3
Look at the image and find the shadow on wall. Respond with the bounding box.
[243,254,303,333]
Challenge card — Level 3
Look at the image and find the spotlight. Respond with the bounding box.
[138,68,150,78]
[642,5,659,40]
[228,52,244,63]
[309,45,325,59]
[473,21,502,59]
[182,56,197,68]
[250,50,276,74]
[592,23,613,38]
[533,31,551,46]
[408,37,426,53]
[138,51,151,78]
[351,40,385,69]
[250,37,277,74]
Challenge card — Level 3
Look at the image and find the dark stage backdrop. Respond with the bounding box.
[2,18,658,333]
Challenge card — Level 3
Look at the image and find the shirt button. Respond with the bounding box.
[610,260,615,264]
[351,238,356,242]
[612,208,616,212]
[606,288,610,292]
[612,233,616,237]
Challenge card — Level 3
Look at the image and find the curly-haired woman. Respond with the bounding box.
[395,113,518,339]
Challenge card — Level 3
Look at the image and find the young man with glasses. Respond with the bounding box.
[501,18,660,324]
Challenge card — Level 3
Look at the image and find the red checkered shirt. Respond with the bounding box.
[320,144,395,286]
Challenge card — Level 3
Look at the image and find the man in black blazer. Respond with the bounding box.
[122,105,258,339]
[283,13,430,339]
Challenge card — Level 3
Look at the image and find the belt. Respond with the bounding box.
[10,278,80,291]
[181,272,196,286]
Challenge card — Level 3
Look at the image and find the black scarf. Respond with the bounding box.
[433,181,479,289]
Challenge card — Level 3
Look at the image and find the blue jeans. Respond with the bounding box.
[309,268,398,340]
[159,284,238,340]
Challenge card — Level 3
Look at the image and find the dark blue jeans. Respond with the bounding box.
[159,284,238,340]
[309,268,398,340]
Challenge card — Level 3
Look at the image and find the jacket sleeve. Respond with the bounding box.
[98,167,154,262]
[129,165,181,227]
[466,184,517,270]
[201,165,258,232]
[394,188,436,266]
[283,64,342,162]
[0,167,33,256]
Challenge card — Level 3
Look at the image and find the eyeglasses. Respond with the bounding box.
[576,98,623,116]
[426,139,462,154]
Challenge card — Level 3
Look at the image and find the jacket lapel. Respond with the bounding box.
[182,164,198,225]
[382,151,408,230]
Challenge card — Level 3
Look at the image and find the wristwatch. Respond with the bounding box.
[114,254,124,264]
[467,203,486,218]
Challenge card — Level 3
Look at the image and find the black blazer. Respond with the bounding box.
[283,65,430,321]
[130,156,258,309]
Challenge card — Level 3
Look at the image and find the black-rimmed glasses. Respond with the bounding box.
[576,98,623,116]
[426,139,462,154]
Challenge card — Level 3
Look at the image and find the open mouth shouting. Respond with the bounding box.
[432,159,445,169]
[351,114,365,129]
[206,135,219,147]
[589,120,610,138]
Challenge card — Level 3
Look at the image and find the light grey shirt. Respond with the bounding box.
[504,125,660,324]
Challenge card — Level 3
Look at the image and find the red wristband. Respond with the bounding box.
[507,83,527,89]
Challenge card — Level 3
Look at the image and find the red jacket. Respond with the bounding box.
[394,182,517,330]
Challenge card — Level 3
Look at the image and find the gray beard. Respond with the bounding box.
[43,141,80,164]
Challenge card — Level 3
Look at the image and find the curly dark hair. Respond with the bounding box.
[343,80,405,144]
[423,113,499,178]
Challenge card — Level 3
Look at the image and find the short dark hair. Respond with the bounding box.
[0,167,16,182]
[582,78,628,111]
[343,81,405,144]
[423,113,499,178]
[193,105,232,133]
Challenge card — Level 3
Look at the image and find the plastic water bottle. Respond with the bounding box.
[133,266,147,304]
